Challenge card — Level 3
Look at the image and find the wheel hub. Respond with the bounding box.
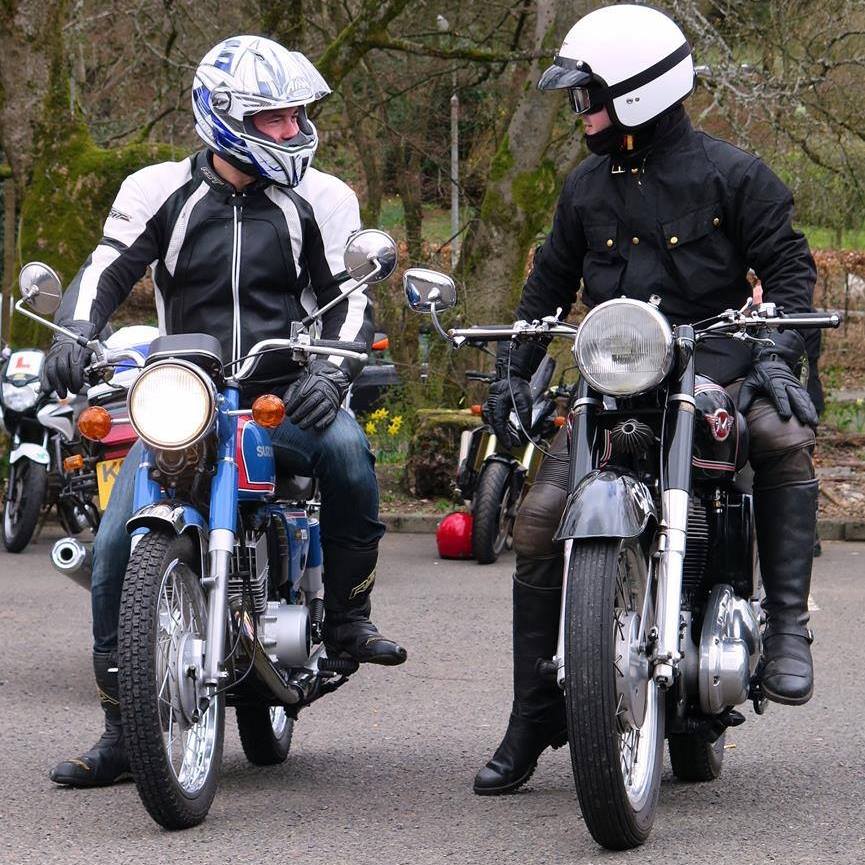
[615,611,650,728]
[170,633,205,726]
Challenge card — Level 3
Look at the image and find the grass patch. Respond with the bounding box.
[797,224,865,251]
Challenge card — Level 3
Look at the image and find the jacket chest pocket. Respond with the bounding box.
[661,202,736,296]
[582,223,625,305]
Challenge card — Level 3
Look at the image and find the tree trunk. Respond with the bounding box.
[455,0,587,325]
[397,141,424,264]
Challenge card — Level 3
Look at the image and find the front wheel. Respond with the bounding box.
[3,459,48,552]
[564,539,664,850]
[118,531,224,830]
[472,461,515,564]
[236,705,294,766]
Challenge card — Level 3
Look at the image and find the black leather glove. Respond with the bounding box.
[283,360,350,432]
[481,339,548,450]
[738,329,818,428]
[41,320,97,399]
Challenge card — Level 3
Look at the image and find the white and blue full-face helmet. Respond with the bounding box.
[192,35,331,187]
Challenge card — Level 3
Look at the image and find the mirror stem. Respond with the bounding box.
[13,299,90,346]
[300,259,382,328]
[429,305,459,346]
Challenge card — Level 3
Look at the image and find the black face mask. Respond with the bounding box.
[584,124,622,155]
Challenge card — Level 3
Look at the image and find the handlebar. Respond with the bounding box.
[230,337,368,382]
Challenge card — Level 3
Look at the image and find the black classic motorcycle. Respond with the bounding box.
[403,267,839,850]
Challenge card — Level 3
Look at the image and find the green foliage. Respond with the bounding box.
[11,121,181,347]
[823,398,865,434]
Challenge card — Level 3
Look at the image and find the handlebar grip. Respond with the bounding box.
[777,312,842,329]
[310,339,369,354]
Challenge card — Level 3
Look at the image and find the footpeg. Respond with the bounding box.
[318,656,360,675]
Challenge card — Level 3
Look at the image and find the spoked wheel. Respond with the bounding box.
[564,539,664,850]
[472,461,515,564]
[3,459,48,552]
[236,704,294,766]
[118,531,224,830]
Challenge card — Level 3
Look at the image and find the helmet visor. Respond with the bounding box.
[538,59,593,92]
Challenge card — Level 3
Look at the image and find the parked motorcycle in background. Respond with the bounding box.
[16,229,397,830]
[50,325,157,588]
[456,356,564,563]
[403,266,840,850]
[0,339,89,552]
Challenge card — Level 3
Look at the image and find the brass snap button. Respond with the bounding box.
[670,236,679,245]
[712,217,721,227]
[606,238,614,248]
[631,236,640,245]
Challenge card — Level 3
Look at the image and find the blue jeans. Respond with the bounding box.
[91,409,384,652]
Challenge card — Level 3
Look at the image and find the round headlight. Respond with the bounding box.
[128,361,215,450]
[574,299,674,396]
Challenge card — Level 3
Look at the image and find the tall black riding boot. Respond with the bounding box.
[323,543,407,666]
[50,651,131,787]
[474,564,566,795]
[755,480,819,705]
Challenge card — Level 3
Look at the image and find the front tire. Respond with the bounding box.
[236,705,294,766]
[472,461,514,564]
[118,531,224,830]
[564,539,664,850]
[3,459,48,552]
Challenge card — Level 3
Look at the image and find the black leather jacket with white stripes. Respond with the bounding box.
[58,150,373,399]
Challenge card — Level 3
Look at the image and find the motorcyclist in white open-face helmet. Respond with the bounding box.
[47,36,406,791]
[476,4,819,796]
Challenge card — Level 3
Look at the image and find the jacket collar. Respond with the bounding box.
[194,151,272,200]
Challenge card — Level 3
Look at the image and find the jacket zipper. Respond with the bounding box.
[231,196,244,361]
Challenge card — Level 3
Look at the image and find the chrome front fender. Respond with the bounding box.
[553,469,656,541]
[126,502,209,572]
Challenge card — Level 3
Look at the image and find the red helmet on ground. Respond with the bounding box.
[436,511,474,559]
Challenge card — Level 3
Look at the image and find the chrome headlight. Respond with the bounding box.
[574,299,674,396]
[128,361,215,450]
[2,380,40,412]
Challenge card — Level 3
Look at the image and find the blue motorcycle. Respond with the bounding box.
[16,229,397,830]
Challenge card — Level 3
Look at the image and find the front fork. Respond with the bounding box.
[554,328,696,690]
[202,390,240,691]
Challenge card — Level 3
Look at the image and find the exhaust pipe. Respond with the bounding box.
[51,537,92,591]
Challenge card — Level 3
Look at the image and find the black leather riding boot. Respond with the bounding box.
[474,564,566,795]
[755,480,819,705]
[323,543,407,666]
[50,651,132,787]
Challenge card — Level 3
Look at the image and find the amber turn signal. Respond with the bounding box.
[371,336,389,351]
[77,406,112,441]
[470,404,483,415]
[63,454,85,472]
[554,416,566,427]
[252,394,285,429]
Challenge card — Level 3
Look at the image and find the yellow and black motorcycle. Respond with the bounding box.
[457,355,565,563]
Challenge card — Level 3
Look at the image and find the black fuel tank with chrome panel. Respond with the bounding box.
[692,376,748,481]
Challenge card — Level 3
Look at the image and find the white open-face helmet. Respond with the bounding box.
[192,35,331,187]
[538,5,695,131]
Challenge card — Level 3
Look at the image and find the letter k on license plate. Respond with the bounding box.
[96,459,124,511]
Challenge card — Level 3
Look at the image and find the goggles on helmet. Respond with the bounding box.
[567,87,605,116]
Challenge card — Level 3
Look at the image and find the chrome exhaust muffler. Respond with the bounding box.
[51,537,92,591]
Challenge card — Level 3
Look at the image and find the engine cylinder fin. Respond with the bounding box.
[681,497,710,610]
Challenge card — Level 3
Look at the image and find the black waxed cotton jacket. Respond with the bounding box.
[517,109,817,384]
